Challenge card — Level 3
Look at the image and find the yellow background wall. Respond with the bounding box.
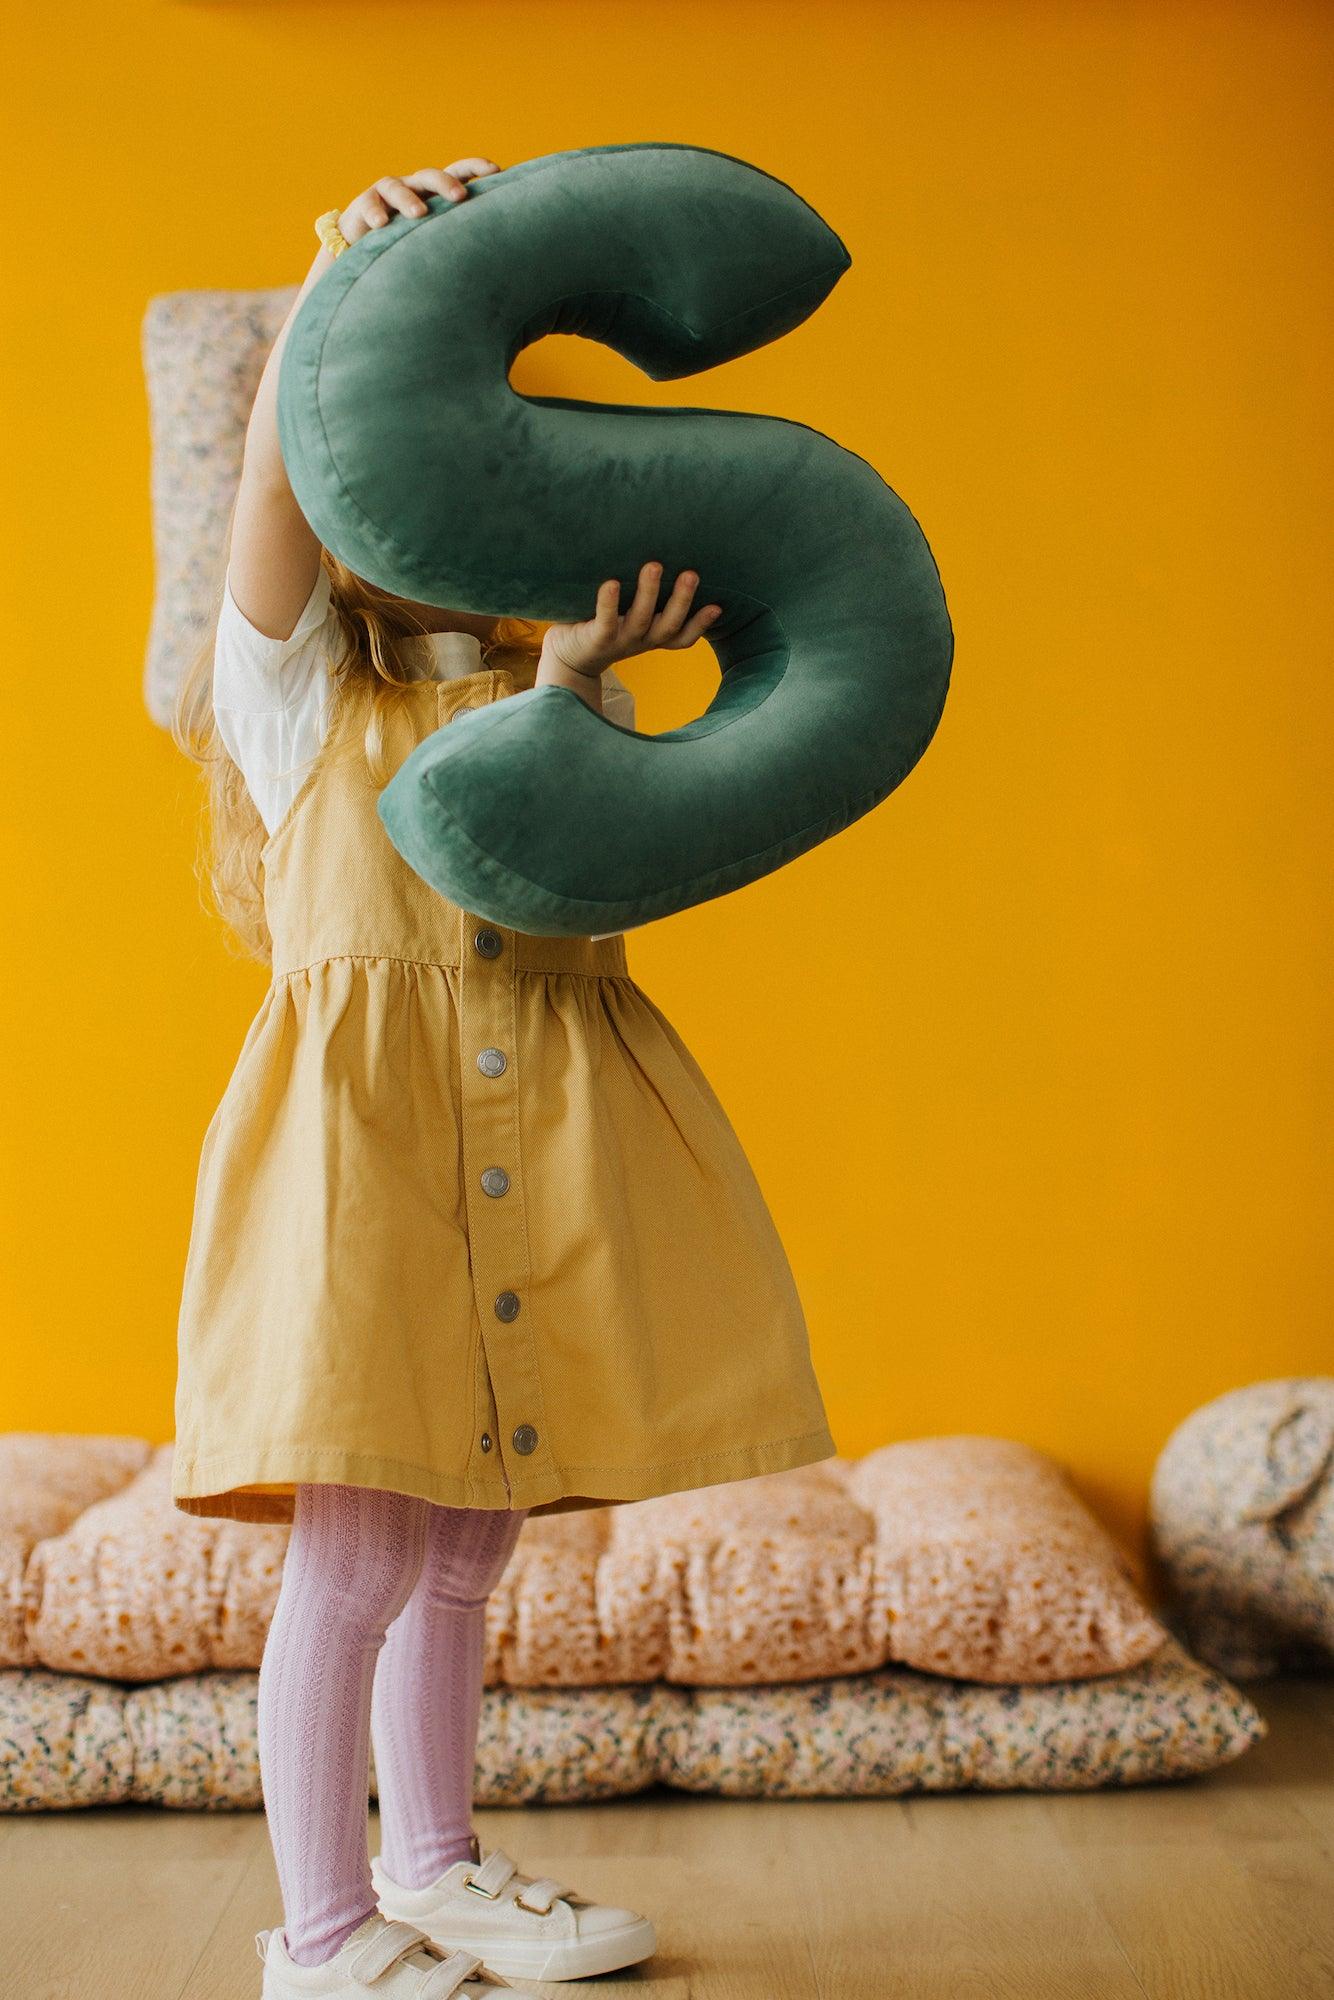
[2,1,1329,1564]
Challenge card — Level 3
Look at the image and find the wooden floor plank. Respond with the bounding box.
[1258,1678,1334,1851]
[0,1807,255,2000]
[1060,1832,1333,2000]
[1048,1678,1334,2000]
[177,1817,287,2000]
[782,1791,1149,2000]
[504,1795,821,1998]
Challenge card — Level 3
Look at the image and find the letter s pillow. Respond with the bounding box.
[276,142,954,935]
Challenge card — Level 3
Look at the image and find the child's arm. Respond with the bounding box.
[225,249,331,643]
[228,163,498,645]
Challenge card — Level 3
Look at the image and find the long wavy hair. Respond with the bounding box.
[173,499,544,963]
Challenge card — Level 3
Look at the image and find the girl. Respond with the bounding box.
[173,159,837,2000]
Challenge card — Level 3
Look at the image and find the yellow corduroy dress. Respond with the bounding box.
[173,654,837,1523]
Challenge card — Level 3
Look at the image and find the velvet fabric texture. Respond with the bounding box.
[275,142,954,935]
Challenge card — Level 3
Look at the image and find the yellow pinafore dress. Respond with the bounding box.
[173,656,837,1523]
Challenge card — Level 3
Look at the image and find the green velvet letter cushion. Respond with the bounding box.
[276,142,953,935]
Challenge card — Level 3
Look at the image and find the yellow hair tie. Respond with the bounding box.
[314,208,350,259]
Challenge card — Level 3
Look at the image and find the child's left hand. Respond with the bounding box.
[537,562,722,697]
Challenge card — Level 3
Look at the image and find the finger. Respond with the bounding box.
[403,169,463,203]
[337,206,373,244]
[352,189,392,231]
[400,167,470,205]
[648,568,700,639]
[444,156,502,181]
[622,560,663,638]
[374,175,437,218]
[404,162,500,203]
[590,577,621,639]
[663,602,723,649]
[374,175,430,220]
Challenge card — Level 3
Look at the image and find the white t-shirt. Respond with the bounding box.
[213,564,636,939]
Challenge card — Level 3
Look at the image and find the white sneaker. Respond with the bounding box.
[370,1846,657,1982]
[256,1910,513,1997]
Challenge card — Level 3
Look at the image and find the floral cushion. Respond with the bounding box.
[1150,1378,1334,1678]
[7,1433,1166,1688]
[0,1435,153,1666]
[141,288,297,726]
[845,1436,1164,1681]
[18,1444,286,1681]
[0,1636,1261,1813]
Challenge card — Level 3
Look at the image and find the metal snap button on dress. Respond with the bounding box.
[512,1424,539,1455]
[494,1290,521,1321]
[474,928,502,958]
[477,1047,507,1077]
[480,1166,510,1197]
[480,1432,493,1452]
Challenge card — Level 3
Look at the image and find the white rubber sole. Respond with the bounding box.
[406,1915,657,1982]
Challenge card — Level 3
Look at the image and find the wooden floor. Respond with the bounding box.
[2,1676,1331,2000]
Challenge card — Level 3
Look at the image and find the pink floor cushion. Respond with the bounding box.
[494,1463,882,1687]
[15,1436,1167,1687]
[0,1435,153,1667]
[846,1436,1166,1681]
[23,1447,288,1680]
[0,1636,1262,1813]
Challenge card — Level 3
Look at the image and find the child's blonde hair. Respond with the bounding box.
[173,500,544,963]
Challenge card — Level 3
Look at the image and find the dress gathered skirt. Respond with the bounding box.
[173,661,836,1522]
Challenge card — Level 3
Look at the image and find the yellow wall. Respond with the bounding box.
[3,1,1329,1563]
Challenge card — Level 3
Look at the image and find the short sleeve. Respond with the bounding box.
[601,668,637,732]
[212,564,339,836]
[213,563,336,715]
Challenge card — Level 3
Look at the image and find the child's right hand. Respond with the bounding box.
[536,564,723,701]
[328,159,502,247]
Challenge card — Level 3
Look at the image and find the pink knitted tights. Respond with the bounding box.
[256,1482,528,1966]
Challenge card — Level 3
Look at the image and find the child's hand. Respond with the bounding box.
[329,159,502,245]
[538,563,723,687]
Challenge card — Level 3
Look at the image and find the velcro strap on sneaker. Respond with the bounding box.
[348,1919,435,1982]
[419,1949,489,2000]
[514,1875,569,1915]
[464,1849,517,1899]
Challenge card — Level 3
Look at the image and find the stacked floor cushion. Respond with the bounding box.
[0,1433,155,1666]
[8,1436,1166,1686]
[0,1431,1265,1809]
[0,1638,1262,1812]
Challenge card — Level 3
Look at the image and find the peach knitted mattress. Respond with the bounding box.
[4,1433,1166,1686]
